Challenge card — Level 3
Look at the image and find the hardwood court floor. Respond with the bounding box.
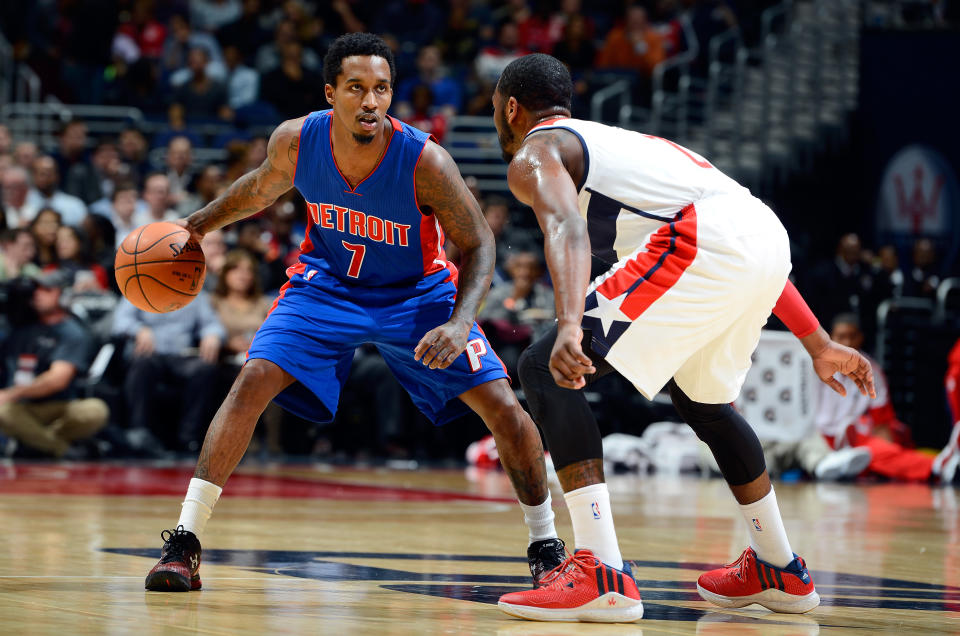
[0,461,957,635]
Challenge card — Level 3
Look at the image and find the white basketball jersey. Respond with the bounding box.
[526,118,750,263]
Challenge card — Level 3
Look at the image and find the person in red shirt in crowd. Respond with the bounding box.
[818,314,957,483]
[119,0,168,59]
[938,338,960,481]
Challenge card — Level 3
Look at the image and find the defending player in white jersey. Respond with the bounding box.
[491,54,876,623]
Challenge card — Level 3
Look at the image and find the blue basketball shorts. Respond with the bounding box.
[246,266,508,424]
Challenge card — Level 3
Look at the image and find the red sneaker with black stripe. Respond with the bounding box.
[144,526,202,592]
[697,547,819,613]
[498,549,644,622]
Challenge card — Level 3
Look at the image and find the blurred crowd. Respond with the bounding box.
[0,1,957,472]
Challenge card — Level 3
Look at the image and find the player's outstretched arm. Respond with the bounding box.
[412,142,495,369]
[181,117,303,239]
[508,132,595,389]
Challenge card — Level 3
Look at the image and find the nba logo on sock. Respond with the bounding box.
[591,502,601,519]
[752,518,763,531]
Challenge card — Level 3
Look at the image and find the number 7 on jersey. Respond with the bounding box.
[342,241,366,278]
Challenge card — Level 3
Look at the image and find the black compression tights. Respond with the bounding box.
[518,325,767,485]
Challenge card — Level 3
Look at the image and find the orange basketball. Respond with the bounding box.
[114,221,206,313]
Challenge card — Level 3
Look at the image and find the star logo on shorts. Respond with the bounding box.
[583,290,631,340]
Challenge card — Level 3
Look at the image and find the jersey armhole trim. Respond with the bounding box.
[291,117,306,186]
[413,139,431,217]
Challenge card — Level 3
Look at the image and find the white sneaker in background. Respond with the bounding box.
[814,446,872,481]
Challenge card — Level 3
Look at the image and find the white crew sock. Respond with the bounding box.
[738,487,794,568]
[518,492,558,543]
[177,478,223,539]
[563,483,623,570]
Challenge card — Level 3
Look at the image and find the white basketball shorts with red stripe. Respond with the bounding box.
[582,192,792,405]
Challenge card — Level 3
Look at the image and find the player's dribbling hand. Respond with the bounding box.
[414,319,472,370]
[549,323,596,390]
[173,217,205,244]
[811,341,877,399]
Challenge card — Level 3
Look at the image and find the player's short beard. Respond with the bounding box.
[497,107,516,162]
[352,132,375,145]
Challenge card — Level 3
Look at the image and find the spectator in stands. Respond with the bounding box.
[164,136,195,207]
[404,86,449,143]
[162,13,225,80]
[2,166,39,228]
[99,181,150,248]
[178,165,224,217]
[515,2,557,53]
[873,244,905,300]
[211,249,273,363]
[260,40,325,121]
[596,6,666,77]
[255,20,321,74]
[217,0,271,59]
[190,0,242,33]
[59,0,118,105]
[119,0,168,60]
[26,156,87,227]
[552,13,598,114]
[118,128,150,187]
[29,208,62,269]
[112,292,225,452]
[200,230,229,291]
[553,13,598,75]
[12,141,39,171]
[53,225,110,292]
[85,140,126,206]
[80,213,117,274]
[439,0,492,68]
[171,47,232,121]
[475,21,528,86]
[54,121,96,201]
[395,45,463,120]
[0,270,109,458]
[0,229,40,282]
[907,238,940,298]
[222,44,260,111]
[689,0,739,74]
[806,233,873,330]
[479,250,555,376]
[143,173,179,222]
[815,314,952,482]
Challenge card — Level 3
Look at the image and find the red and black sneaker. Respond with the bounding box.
[144,525,202,592]
[527,538,567,588]
[499,549,644,622]
[697,547,819,613]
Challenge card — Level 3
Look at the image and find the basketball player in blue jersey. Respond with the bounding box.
[490,54,877,622]
[144,34,565,593]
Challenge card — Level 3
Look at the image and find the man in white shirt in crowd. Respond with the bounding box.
[2,166,39,228]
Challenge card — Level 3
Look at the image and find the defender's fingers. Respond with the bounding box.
[824,376,847,397]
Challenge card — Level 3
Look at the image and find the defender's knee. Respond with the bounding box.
[517,342,551,393]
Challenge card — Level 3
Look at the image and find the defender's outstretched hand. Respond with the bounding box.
[810,338,876,399]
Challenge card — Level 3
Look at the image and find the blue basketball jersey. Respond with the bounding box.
[292,110,455,287]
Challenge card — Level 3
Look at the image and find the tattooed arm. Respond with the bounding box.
[182,117,303,238]
[412,141,496,369]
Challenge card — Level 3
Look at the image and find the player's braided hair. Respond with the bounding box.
[497,54,573,113]
[323,33,397,88]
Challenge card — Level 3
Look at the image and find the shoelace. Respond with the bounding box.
[538,551,597,589]
[159,525,191,562]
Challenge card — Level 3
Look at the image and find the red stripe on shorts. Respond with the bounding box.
[596,204,698,320]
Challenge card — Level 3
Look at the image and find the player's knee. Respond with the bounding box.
[480,393,528,438]
[233,359,287,402]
